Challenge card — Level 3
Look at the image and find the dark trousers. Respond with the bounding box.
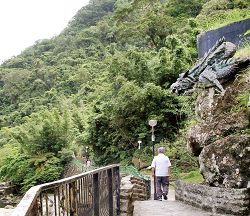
[156,176,169,198]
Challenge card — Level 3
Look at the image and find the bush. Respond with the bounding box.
[0,153,64,193]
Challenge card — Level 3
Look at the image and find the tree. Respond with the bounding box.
[86,79,186,165]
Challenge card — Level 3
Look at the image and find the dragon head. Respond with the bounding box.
[170,72,195,95]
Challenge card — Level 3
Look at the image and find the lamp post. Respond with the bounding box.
[138,140,142,150]
[85,146,89,161]
[148,119,157,200]
[138,140,142,169]
[148,120,157,157]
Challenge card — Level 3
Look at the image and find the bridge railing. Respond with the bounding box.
[12,165,120,216]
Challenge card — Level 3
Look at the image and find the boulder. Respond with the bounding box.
[187,110,249,156]
[199,135,250,188]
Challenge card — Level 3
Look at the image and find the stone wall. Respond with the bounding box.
[120,176,150,216]
[197,18,250,58]
[175,180,250,216]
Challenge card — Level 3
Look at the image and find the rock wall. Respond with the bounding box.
[187,69,250,188]
[175,180,250,216]
[120,176,150,216]
[197,18,250,58]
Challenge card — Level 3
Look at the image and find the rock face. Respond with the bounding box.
[187,70,250,188]
[199,135,250,188]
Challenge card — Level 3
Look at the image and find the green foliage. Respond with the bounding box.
[172,164,181,179]
[237,92,250,108]
[0,153,63,192]
[245,29,250,35]
[0,144,19,166]
[114,0,204,50]
[1,0,247,193]
[235,42,250,58]
[231,91,250,112]
[10,109,72,155]
[230,68,250,114]
[152,97,199,173]
[197,0,250,31]
[67,0,116,32]
[166,0,206,17]
[0,108,84,192]
[86,81,187,165]
[0,154,31,186]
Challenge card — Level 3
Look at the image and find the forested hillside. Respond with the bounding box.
[0,0,249,192]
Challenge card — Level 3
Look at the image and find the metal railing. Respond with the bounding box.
[12,165,120,216]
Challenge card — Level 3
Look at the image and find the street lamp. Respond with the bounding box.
[148,119,157,200]
[148,120,157,157]
[138,140,142,169]
[85,146,89,160]
[138,140,142,150]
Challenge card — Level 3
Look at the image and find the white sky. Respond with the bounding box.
[0,0,89,63]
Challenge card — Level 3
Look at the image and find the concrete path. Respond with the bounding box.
[134,179,230,216]
[133,190,230,216]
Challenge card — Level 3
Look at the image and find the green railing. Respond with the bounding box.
[120,165,150,181]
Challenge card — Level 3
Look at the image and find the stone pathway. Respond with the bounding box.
[134,190,230,216]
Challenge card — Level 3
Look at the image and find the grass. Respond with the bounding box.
[140,168,204,184]
[179,170,204,184]
[234,42,250,58]
[198,9,250,32]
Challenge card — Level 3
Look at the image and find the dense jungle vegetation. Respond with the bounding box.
[0,0,249,193]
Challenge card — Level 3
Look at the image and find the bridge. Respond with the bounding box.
[11,165,120,216]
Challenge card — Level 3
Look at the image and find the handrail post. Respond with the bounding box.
[69,181,77,216]
[107,168,113,216]
[93,173,99,216]
[115,166,120,215]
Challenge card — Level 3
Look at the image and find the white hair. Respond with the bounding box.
[158,147,165,153]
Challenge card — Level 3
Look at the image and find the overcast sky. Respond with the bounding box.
[0,0,89,63]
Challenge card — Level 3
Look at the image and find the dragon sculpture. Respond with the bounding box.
[170,37,250,94]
